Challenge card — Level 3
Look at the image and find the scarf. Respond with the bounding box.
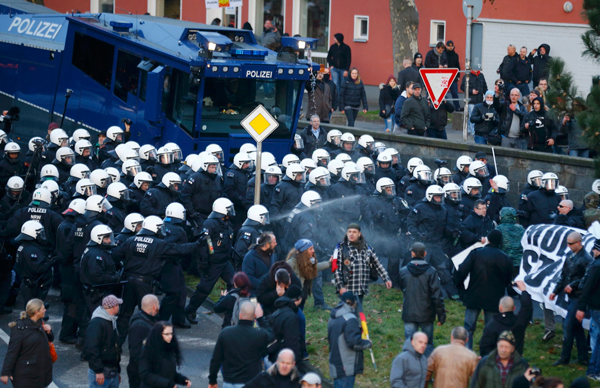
[92,306,118,330]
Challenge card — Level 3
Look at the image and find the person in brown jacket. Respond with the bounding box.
[425,326,478,388]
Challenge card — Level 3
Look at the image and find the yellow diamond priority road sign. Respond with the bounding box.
[240,104,279,143]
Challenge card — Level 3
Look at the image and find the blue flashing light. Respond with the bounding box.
[109,21,133,33]
[230,49,268,57]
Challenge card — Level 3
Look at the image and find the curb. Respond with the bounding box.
[185,284,334,388]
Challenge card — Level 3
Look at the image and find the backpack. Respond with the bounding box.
[230,293,252,326]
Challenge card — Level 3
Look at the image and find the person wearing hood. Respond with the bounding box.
[327,292,372,388]
[340,67,368,127]
[529,44,551,87]
[397,58,420,95]
[327,33,352,99]
[83,295,122,388]
[470,90,499,144]
[1,299,54,388]
[471,331,529,388]
[306,69,337,124]
[460,64,488,136]
[242,232,278,291]
[268,285,304,369]
[127,294,159,388]
[445,41,462,110]
[454,230,514,349]
[400,83,429,136]
[393,81,413,132]
[497,45,518,94]
[256,261,302,316]
[398,243,446,357]
[479,281,533,357]
[379,75,400,132]
[413,52,424,70]
[425,42,449,69]
[390,332,428,388]
[495,207,525,278]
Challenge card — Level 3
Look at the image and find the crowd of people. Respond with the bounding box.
[0,120,599,388]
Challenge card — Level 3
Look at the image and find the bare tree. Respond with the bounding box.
[389,0,420,76]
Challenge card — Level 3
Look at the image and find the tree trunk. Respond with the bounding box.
[389,0,420,77]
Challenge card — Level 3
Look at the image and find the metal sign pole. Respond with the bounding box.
[254,141,262,205]
[463,5,473,143]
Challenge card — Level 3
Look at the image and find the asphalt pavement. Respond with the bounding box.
[0,288,224,388]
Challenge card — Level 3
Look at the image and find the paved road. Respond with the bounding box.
[0,288,224,388]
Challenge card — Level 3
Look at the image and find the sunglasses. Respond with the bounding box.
[567,241,579,245]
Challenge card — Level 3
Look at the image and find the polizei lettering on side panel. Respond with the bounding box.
[246,70,273,79]
[7,17,63,40]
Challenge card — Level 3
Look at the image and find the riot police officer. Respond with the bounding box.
[305,167,331,201]
[283,191,322,252]
[184,198,235,324]
[90,168,110,196]
[327,159,344,185]
[452,155,472,185]
[244,152,277,207]
[114,213,144,246]
[357,157,377,194]
[147,146,176,184]
[433,166,453,187]
[351,134,375,162]
[40,128,68,169]
[224,152,252,230]
[180,154,222,225]
[121,159,142,188]
[140,172,181,217]
[468,160,492,194]
[62,164,91,198]
[270,163,306,225]
[99,125,124,163]
[382,148,407,185]
[138,144,157,171]
[41,180,69,214]
[15,220,54,307]
[374,152,396,183]
[460,177,483,220]
[128,171,153,213]
[39,164,60,186]
[442,183,464,257]
[234,205,270,263]
[281,153,300,175]
[105,182,129,230]
[485,175,511,223]
[404,165,433,207]
[398,157,423,197]
[0,142,26,199]
[312,149,330,168]
[519,170,543,226]
[407,185,448,244]
[0,176,30,219]
[51,147,75,185]
[72,178,97,201]
[74,139,99,170]
[328,163,366,227]
[24,137,45,190]
[112,216,201,343]
[523,172,561,226]
[253,165,282,207]
[322,129,342,158]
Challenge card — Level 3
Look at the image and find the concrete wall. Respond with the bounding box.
[322,123,596,208]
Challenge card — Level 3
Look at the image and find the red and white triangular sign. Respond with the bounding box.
[419,68,459,110]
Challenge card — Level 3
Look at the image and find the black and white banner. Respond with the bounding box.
[516,223,599,318]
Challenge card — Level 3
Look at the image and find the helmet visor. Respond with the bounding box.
[431,194,445,204]
[260,212,270,225]
[438,175,451,185]
[101,198,113,212]
[159,153,174,165]
[212,150,224,161]
[172,149,183,162]
[227,204,236,217]
[265,173,281,185]
[342,141,355,152]
[317,156,330,167]
[418,170,432,182]
[101,232,117,247]
[121,189,131,202]
[62,155,74,166]
[349,171,365,185]
[127,165,142,177]
[382,185,396,196]
[330,136,341,146]
[364,164,375,175]
[475,165,489,178]
[294,170,307,183]
[145,149,158,161]
[316,175,331,187]
[294,136,304,150]
[531,177,542,188]
[544,179,558,191]
[83,185,97,197]
[446,190,462,203]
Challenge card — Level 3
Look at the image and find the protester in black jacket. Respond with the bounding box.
[1,299,53,388]
[479,281,533,357]
[461,69,487,105]
[379,76,400,132]
[242,234,278,291]
[522,97,557,152]
[127,295,159,388]
[460,199,494,248]
[493,88,528,149]
[299,118,328,157]
[139,322,190,388]
[529,43,551,87]
[327,33,351,72]
[268,288,304,367]
[445,40,462,110]
[214,272,253,328]
[400,84,429,136]
[425,42,448,68]
[340,68,368,127]
[209,301,274,386]
[428,99,454,139]
[256,261,302,316]
[397,59,420,95]
[497,45,518,89]
[576,239,600,323]
[454,230,513,349]
[515,47,532,96]
[470,91,499,144]
[244,349,302,388]
[553,199,585,229]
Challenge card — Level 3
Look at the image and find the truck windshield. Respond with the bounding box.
[200,78,302,139]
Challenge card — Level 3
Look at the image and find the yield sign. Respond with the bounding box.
[419,68,459,109]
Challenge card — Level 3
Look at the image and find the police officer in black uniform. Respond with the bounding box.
[398,157,423,198]
[99,126,124,163]
[0,142,26,199]
[407,185,448,244]
[0,176,30,220]
[62,164,91,198]
[112,215,201,344]
[185,198,236,324]
[223,152,252,231]
[180,154,222,225]
[248,165,282,208]
[104,182,129,231]
[404,165,433,207]
[40,128,68,170]
[322,129,342,158]
[327,163,366,227]
[351,134,375,162]
[114,213,144,246]
[304,167,331,202]
[128,172,153,214]
[233,205,270,265]
[519,170,543,227]
[147,146,176,184]
[373,152,397,183]
[441,183,464,258]
[52,147,75,185]
[523,172,561,226]
[282,191,322,253]
[74,139,100,171]
[459,177,483,220]
[270,163,306,227]
[452,155,472,185]
[140,172,181,217]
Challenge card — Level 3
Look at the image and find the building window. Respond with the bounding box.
[99,0,113,13]
[300,0,329,53]
[72,32,114,90]
[430,20,445,46]
[164,0,180,20]
[263,0,285,35]
[353,16,369,42]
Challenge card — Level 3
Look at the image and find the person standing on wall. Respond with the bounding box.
[327,33,351,101]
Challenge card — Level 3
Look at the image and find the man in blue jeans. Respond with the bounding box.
[327,33,351,101]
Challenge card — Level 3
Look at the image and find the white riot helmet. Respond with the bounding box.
[233,152,253,171]
[90,169,110,188]
[140,215,165,235]
[157,146,174,165]
[240,143,257,155]
[89,224,116,246]
[293,134,304,150]
[31,188,52,207]
[469,160,489,179]
[335,153,352,165]
[134,172,153,190]
[184,154,199,169]
[309,167,331,187]
[433,167,452,186]
[282,154,300,168]
[164,142,182,162]
[444,182,462,203]
[356,157,375,176]
[312,149,330,167]
[126,141,140,154]
[209,197,235,218]
[106,182,130,202]
[160,172,181,192]
[123,213,144,233]
[56,147,75,166]
[407,157,423,174]
[70,164,91,180]
[593,179,600,195]
[41,180,60,200]
[139,144,157,161]
[327,129,342,146]
[122,159,142,177]
[286,163,306,183]
[0,130,6,144]
[73,129,91,143]
[114,144,137,163]
[4,142,20,158]
[300,158,317,174]
[40,164,59,182]
[247,204,270,225]
[75,179,97,197]
[200,154,221,174]
[412,165,432,184]
[301,190,322,208]
[265,165,282,185]
[377,152,393,170]
[382,148,400,165]
[426,185,445,204]
[6,176,24,200]
[556,185,569,200]
[74,139,92,156]
[328,159,345,178]
[16,220,45,242]
[493,175,510,193]
[376,177,396,196]
[462,177,482,196]
[106,126,124,142]
[28,137,45,153]
[527,170,543,188]
[261,152,277,169]
[541,172,559,191]
[340,132,355,152]
[357,134,375,152]
[205,144,224,161]
[373,141,386,155]
[165,202,186,221]
[49,128,68,147]
[341,162,365,184]
[456,155,473,172]
[105,167,121,183]
[85,195,112,213]
[67,198,86,215]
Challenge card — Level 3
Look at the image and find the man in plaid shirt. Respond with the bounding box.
[333,223,392,306]
[471,331,529,388]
